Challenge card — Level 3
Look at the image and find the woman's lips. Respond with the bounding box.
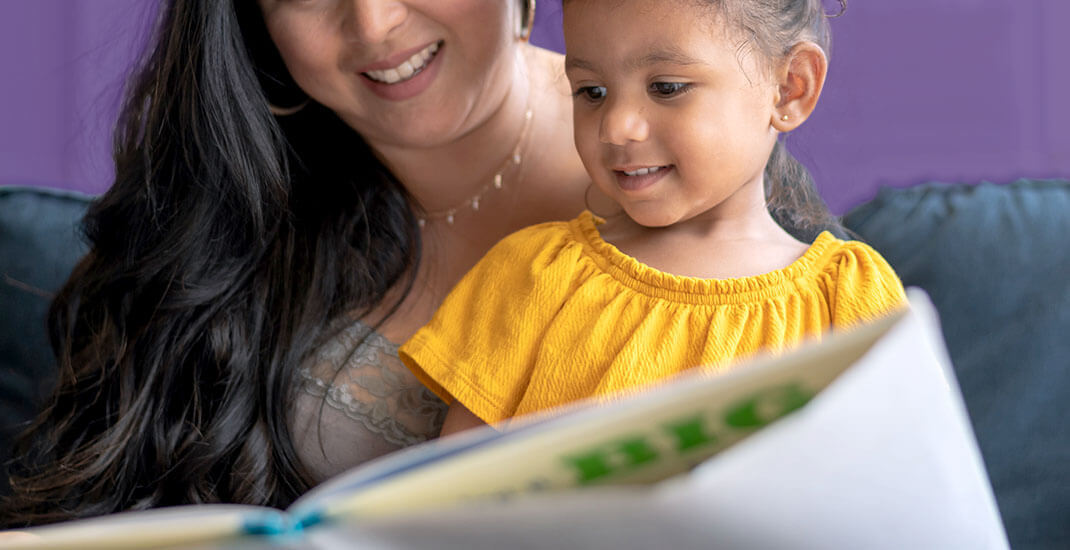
[361,41,440,83]
[358,41,444,101]
[614,165,673,191]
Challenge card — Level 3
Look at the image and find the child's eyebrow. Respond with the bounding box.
[564,56,597,72]
[628,49,704,70]
[565,48,703,73]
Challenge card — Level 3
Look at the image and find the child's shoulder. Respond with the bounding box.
[491,211,596,251]
[475,212,590,272]
[810,232,907,320]
[813,232,897,274]
[491,217,576,253]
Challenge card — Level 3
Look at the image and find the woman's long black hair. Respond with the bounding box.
[2,0,420,526]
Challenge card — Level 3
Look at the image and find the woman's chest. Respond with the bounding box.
[374,184,587,343]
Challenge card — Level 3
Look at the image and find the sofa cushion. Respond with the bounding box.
[842,179,1070,550]
[0,185,92,490]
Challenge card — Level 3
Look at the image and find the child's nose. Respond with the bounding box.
[599,100,649,146]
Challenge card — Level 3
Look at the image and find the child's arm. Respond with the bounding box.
[440,401,488,437]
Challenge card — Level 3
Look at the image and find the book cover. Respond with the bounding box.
[0,289,1007,549]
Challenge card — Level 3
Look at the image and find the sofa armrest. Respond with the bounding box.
[843,179,1070,549]
[0,185,92,491]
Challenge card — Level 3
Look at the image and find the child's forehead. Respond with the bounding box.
[562,0,722,19]
[565,44,706,74]
[562,0,727,38]
[563,0,740,66]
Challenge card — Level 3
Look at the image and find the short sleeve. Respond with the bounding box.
[399,222,582,424]
[826,241,908,329]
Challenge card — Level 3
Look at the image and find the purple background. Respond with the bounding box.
[2,0,1067,213]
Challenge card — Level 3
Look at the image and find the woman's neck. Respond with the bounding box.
[369,48,534,215]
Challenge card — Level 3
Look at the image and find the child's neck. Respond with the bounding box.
[598,208,810,280]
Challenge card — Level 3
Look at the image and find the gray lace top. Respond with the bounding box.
[292,317,448,482]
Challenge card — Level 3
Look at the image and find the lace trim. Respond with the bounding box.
[297,318,447,448]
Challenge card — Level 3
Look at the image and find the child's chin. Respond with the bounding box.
[623,206,681,229]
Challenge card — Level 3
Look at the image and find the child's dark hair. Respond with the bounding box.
[715,0,849,241]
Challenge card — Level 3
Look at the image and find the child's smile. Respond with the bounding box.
[614,164,674,192]
[564,0,782,231]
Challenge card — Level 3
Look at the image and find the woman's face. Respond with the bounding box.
[257,0,520,150]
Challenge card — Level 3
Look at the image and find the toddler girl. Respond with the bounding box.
[401,0,905,435]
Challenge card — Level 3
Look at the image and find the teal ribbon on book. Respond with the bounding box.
[241,508,326,539]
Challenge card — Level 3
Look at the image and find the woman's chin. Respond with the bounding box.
[337,107,468,150]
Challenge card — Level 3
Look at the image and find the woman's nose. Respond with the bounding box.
[599,100,649,146]
[343,0,408,45]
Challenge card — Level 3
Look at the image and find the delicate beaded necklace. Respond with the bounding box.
[417,106,534,228]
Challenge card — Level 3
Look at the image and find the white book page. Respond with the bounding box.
[0,505,279,550]
[299,290,1007,549]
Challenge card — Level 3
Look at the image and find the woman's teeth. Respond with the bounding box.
[364,42,440,85]
[623,166,665,177]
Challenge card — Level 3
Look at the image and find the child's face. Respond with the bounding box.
[564,0,780,228]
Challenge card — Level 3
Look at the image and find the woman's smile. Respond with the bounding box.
[261,0,519,146]
[358,41,445,101]
[360,41,441,84]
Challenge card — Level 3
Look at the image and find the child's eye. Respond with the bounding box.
[649,82,691,98]
[573,86,607,102]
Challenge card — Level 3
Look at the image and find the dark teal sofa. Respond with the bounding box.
[2,180,1068,548]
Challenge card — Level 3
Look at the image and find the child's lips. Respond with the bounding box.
[613,165,673,191]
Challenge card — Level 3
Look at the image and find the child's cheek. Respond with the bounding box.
[573,111,602,167]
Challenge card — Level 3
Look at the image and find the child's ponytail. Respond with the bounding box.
[764,141,846,241]
[718,0,849,241]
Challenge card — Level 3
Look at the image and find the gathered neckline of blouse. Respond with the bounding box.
[569,210,838,305]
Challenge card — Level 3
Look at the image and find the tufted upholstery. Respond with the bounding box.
[843,179,1070,550]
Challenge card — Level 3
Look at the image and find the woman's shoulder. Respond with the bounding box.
[518,43,589,204]
[524,43,568,91]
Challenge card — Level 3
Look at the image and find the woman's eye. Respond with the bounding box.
[649,82,691,97]
[574,86,607,102]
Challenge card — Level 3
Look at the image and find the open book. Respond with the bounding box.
[0,290,1007,549]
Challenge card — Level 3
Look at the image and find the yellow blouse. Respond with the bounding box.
[400,211,905,424]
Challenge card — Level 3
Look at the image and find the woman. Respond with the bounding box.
[2,0,587,526]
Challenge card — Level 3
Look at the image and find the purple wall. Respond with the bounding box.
[0,0,154,195]
[2,0,1068,212]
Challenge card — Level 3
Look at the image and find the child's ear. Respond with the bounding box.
[770,41,827,132]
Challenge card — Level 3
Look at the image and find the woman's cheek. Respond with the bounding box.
[266,22,343,98]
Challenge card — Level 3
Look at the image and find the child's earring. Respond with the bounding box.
[781,114,790,121]
[519,0,536,42]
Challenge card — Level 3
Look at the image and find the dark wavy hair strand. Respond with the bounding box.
[1,0,420,526]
